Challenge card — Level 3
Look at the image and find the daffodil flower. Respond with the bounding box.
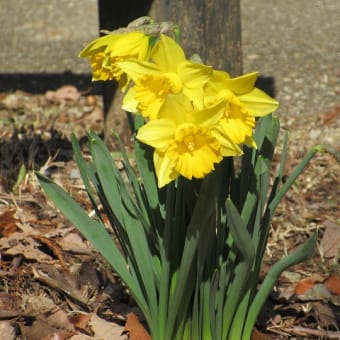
[205,71,279,146]
[136,95,242,187]
[79,31,151,90]
[118,34,212,119]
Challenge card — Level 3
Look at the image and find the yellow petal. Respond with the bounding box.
[182,86,205,109]
[192,99,226,128]
[158,94,193,124]
[173,142,222,179]
[167,124,222,180]
[107,31,150,59]
[117,60,160,82]
[211,127,243,157]
[205,69,231,93]
[205,71,259,98]
[244,135,257,148]
[223,72,258,94]
[154,150,178,188]
[219,118,253,145]
[136,119,175,151]
[238,88,279,116]
[79,34,119,57]
[179,61,212,108]
[122,87,138,113]
[179,61,212,89]
[151,34,185,72]
[134,73,182,119]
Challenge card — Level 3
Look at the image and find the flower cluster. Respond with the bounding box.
[79,31,151,90]
[80,31,279,187]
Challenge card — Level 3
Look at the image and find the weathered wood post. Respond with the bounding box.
[150,0,242,76]
[98,0,242,144]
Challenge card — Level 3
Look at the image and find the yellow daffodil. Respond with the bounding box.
[136,95,242,187]
[118,34,212,119]
[79,31,151,90]
[205,71,279,146]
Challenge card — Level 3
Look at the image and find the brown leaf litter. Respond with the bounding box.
[0,88,339,339]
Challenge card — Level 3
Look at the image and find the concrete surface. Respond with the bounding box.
[0,0,98,73]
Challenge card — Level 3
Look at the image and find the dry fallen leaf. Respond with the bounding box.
[57,232,91,255]
[313,301,338,328]
[0,231,55,263]
[32,264,88,306]
[320,220,340,258]
[0,321,17,340]
[124,312,151,340]
[45,308,75,332]
[296,283,332,301]
[45,85,80,103]
[21,318,70,340]
[69,312,92,334]
[294,278,315,295]
[21,294,56,317]
[68,334,93,340]
[88,314,126,339]
[324,274,340,295]
[0,293,22,318]
[0,208,19,236]
[251,328,270,340]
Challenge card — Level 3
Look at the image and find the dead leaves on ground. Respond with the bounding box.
[123,313,151,340]
[0,189,133,339]
[0,89,339,339]
[0,87,103,190]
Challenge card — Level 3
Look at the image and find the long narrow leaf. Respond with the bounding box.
[223,199,255,339]
[269,146,319,213]
[36,172,149,317]
[88,133,159,333]
[166,175,218,339]
[71,134,102,220]
[242,232,317,340]
[113,130,151,224]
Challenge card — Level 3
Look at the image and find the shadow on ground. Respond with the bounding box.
[0,72,276,97]
[0,72,101,94]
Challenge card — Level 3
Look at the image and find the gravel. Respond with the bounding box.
[241,0,339,136]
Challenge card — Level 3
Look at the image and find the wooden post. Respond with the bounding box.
[150,0,242,76]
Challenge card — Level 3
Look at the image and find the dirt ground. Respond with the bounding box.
[0,85,339,339]
[0,1,339,339]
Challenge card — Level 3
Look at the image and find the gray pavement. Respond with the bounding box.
[241,0,339,133]
[0,0,98,73]
[0,0,339,140]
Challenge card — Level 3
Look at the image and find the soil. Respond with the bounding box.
[0,86,339,340]
[0,1,339,338]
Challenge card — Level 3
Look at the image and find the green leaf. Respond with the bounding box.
[136,140,165,214]
[113,130,150,223]
[36,172,150,316]
[242,232,317,340]
[71,134,102,220]
[166,174,218,340]
[88,132,126,226]
[87,133,160,334]
[223,199,255,339]
[12,164,26,191]
[226,199,255,266]
[269,146,319,213]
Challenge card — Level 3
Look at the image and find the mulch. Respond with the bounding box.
[0,88,339,339]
